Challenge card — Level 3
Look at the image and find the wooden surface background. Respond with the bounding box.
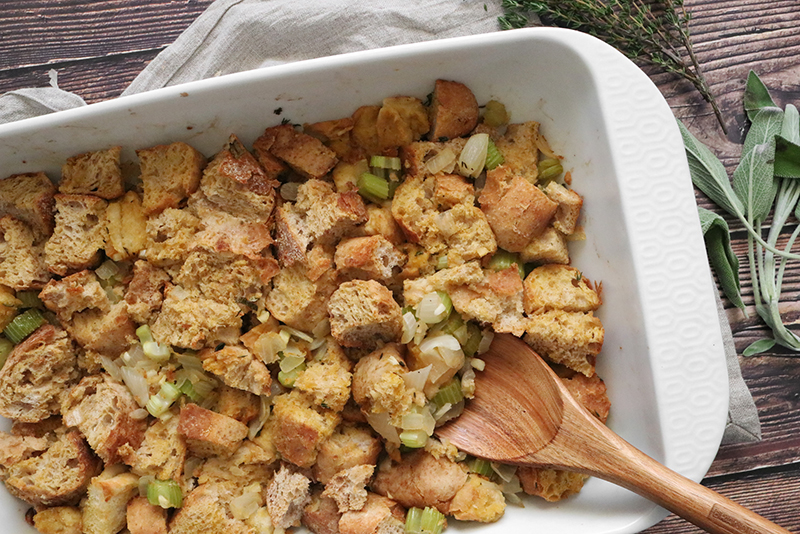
[1,1,799,532]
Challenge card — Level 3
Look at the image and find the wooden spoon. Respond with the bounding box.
[437,333,792,534]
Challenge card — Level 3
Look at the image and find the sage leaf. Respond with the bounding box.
[744,70,778,121]
[698,207,745,312]
[743,338,776,357]
[678,120,744,218]
[733,107,783,221]
[775,104,800,180]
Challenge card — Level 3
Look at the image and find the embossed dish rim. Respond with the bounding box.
[0,27,727,533]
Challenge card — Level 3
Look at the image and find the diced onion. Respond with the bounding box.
[418,334,462,367]
[491,462,518,483]
[471,358,486,371]
[312,319,331,339]
[100,355,123,382]
[477,329,495,355]
[279,354,306,373]
[120,366,150,407]
[424,147,457,175]
[253,332,289,364]
[230,491,262,520]
[365,412,400,445]
[248,396,272,440]
[95,259,120,281]
[401,412,425,431]
[416,292,450,324]
[401,312,417,344]
[457,133,489,178]
[402,365,432,392]
[280,326,314,343]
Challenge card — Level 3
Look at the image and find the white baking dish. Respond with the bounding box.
[0,27,727,534]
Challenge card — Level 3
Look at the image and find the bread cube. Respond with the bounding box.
[313,424,382,485]
[517,467,588,502]
[376,96,429,149]
[544,180,583,235]
[200,345,272,396]
[267,465,312,529]
[129,412,186,482]
[0,171,56,241]
[433,173,475,209]
[435,203,497,266]
[322,464,374,512]
[60,146,124,199]
[105,190,148,260]
[523,264,601,314]
[524,309,604,376]
[272,390,341,468]
[45,194,108,276]
[335,235,406,282]
[328,280,402,349]
[177,403,249,458]
[427,79,479,141]
[32,506,83,534]
[448,474,505,523]
[494,122,542,184]
[124,260,170,324]
[294,340,353,412]
[400,138,467,179]
[143,207,201,267]
[127,496,168,534]
[265,262,338,333]
[338,492,406,534]
[137,141,206,215]
[518,225,570,265]
[256,124,338,179]
[351,344,413,425]
[390,174,446,254]
[80,465,139,534]
[0,216,50,290]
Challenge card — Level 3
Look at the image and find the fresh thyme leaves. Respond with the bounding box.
[682,71,800,355]
[499,0,726,133]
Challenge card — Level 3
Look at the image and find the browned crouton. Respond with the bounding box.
[544,181,583,235]
[200,344,272,396]
[448,474,505,523]
[435,203,496,266]
[328,280,402,349]
[45,194,107,276]
[128,411,186,481]
[137,141,206,215]
[256,124,338,179]
[372,450,467,514]
[143,207,201,267]
[524,309,604,376]
[127,496,168,534]
[339,492,406,534]
[0,171,56,241]
[335,235,406,282]
[294,340,353,412]
[151,284,242,350]
[0,324,79,423]
[39,270,108,322]
[195,440,275,488]
[80,464,140,534]
[200,134,278,223]
[322,464,374,512]
[33,506,83,534]
[518,226,570,265]
[0,431,49,478]
[178,403,249,458]
[5,430,102,507]
[517,467,588,502]
[433,173,475,209]
[0,216,50,290]
[61,374,148,465]
[302,491,342,534]
[124,260,170,324]
[272,390,341,468]
[561,371,611,423]
[523,264,601,314]
[314,424,382,485]
[390,175,445,254]
[376,96,430,149]
[402,261,484,308]
[351,344,413,427]
[66,300,136,357]
[215,385,261,425]
[168,484,251,534]
[304,117,356,161]
[266,263,338,333]
[351,105,382,157]
[400,138,467,179]
[267,464,312,529]
[60,146,124,199]
[479,165,557,252]
[104,190,148,261]
[494,122,542,184]
[428,80,479,141]
[360,205,405,245]
[175,248,265,306]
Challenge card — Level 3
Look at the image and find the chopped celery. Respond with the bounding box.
[538,158,563,182]
[420,507,445,534]
[0,337,13,367]
[147,479,183,509]
[405,507,424,534]
[488,249,525,279]
[178,379,201,402]
[15,291,42,309]
[462,323,482,357]
[146,382,181,417]
[143,340,171,363]
[482,100,510,127]
[435,291,453,319]
[278,362,306,388]
[468,457,495,478]
[370,155,402,171]
[438,312,464,336]
[136,324,154,345]
[3,308,45,344]
[485,138,504,170]
[435,254,448,271]
[399,429,428,449]
[432,379,463,406]
[358,172,390,201]
[95,259,120,281]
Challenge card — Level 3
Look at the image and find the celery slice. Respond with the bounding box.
[399,429,428,449]
[358,172,390,201]
[147,479,183,509]
[136,324,154,345]
[432,379,463,406]
[278,362,306,388]
[488,249,525,279]
[370,155,402,171]
[468,457,495,478]
[461,323,482,357]
[15,291,42,309]
[0,337,13,368]
[4,308,45,344]
[538,157,563,182]
[485,138,504,170]
[420,507,445,534]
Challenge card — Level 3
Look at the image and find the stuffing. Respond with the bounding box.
[64,300,136,357]
[313,423,382,485]
[303,490,343,534]
[33,506,83,534]
[45,194,107,276]
[427,79,479,141]
[478,165,557,252]
[516,467,588,502]
[376,96,430,149]
[0,215,50,290]
[523,264,601,314]
[544,181,583,235]
[59,146,125,199]
[0,431,49,478]
[0,284,20,331]
[137,141,207,215]
[127,410,186,481]
[433,173,475,209]
[338,492,406,534]
[4,430,101,507]
[266,464,312,529]
[322,464,375,512]
[518,225,570,265]
[195,440,275,488]
[294,340,353,412]
[359,204,406,245]
[390,175,446,254]
[266,262,338,333]
[61,373,148,465]
[435,203,496,266]
[142,207,201,268]
[175,248,265,306]
[0,324,79,423]
[271,390,341,468]
[350,105,382,157]
[215,385,261,425]
[493,122,542,184]
[560,370,611,423]
[524,309,604,376]
[351,344,414,426]
[123,260,171,324]
[178,403,249,458]
[447,474,505,523]
[304,117,356,161]
[0,171,56,241]
[39,270,109,322]
[328,279,403,349]
[127,496,168,534]
[335,235,406,282]
[256,124,339,179]
[104,190,148,261]
[168,483,252,534]
[200,344,272,396]
[80,464,139,534]
[400,138,467,179]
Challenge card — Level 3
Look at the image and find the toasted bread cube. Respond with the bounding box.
[129,412,186,481]
[256,124,338,179]
[302,491,342,534]
[143,207,201,267]
[428,79,479,141]
[168,484,247,534]
[45,194,108,276]
[390,175,446,254]
[523,264,601,314]
[127,496,168,534]
[267,465,312,529]
[272,390,341,468]
[562,371,611,423]
[328,280,402,349]
[402,261,484,307]
[544,181,583,235]
[351,344,413,425]
[313,423,382,484]
[351,105,382,157]
[200,345,272,396]
[215,385,261,425]
[60,146,124,199]
[33,506,83,534]
[61,374,148,465]
[360,204,405,245]
[448,474,505,523]
[294,340,353,412]
[303,117,356,160]
[322,464,374,513]
[0,324,79,423]
[400,138,467,179]
[494,122,542,184]
[435,203,497,266]
[200,134,278,223]
[178,403,248,458]
[517,467,587,502]
[518,226,570,265]
[137,141,206,215]
[524,309,604,376]
[479,166,557,252]
[68,301,136,357]
[105,190,148,260]
[433,173,475,209]
[0,171,56,241]
[124,260,170,324]
[376,96,430,149]
[174,248,265,306]
[0,216,50,290]
[5,430,102,507]
[265,263,338,333]
[335,235,406,282]
[40,270,109,323]
[81,465,139,534]
[339,492,406,534]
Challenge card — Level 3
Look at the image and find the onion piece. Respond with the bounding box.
[120,366,150,407]
[365,412,400,445]
[280,354,306,373]
[425,147,457,175]
[280,326,314,343]
[402,365,432,392]
[457,133,489,178]
[401,312,417,344]
[417,292,450,324]
[477,329,495,355]
[491,462,518,483]
[230,491,262,520]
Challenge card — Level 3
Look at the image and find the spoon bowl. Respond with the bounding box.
[437,333,791,534]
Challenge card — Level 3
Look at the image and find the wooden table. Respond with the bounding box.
[1,1,799,532]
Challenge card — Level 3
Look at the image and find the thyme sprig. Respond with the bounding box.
[499,0,726,133]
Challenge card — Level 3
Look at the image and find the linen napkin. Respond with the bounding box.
[0,0,760,445]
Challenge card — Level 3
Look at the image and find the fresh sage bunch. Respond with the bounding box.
[681,71,800,356]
